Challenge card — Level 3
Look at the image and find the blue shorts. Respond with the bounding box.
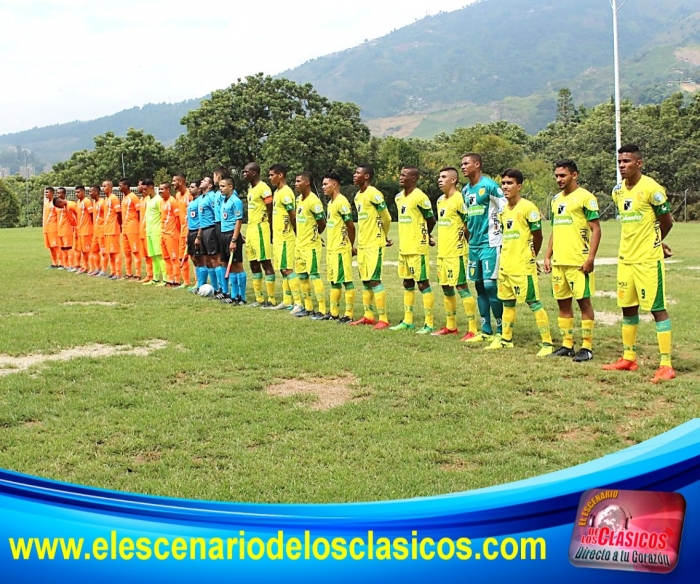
[468,246,500,281]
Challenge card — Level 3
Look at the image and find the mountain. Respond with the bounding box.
[1,0,699,165]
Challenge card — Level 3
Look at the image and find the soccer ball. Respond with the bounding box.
[198,284,214,297]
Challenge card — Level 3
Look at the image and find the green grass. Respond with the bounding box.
[0,223,698,503]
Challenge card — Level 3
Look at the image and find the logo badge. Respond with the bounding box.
[624,199,633,211]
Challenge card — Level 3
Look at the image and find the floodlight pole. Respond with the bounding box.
[24,149,30,227]
[611,0,626,184]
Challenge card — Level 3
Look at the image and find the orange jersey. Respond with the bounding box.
[43,198,58,233]
[93,198,106,237]
[139,196,148,238]
[103,193,121,235]
[161,197,180,237]
[176,191,192,237]
[77,197,94,237]
[121,193,140,235]
[58,201,78,237]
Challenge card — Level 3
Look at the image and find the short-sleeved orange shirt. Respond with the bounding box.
[103,194,121,235]
[77,198,94,237]
[121,193,140,235]
[161,197,181,237]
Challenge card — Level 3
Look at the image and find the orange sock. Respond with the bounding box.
[145,255,153,279]
[109,254,117,275]
[49,247,59,266]
[181,259,190,285]
[164,257,173,282]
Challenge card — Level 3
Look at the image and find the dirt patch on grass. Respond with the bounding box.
[62,301,119,306]
[676,47,700,67]
[595,290,676,305]
[134,450,163,463]
[266,375,360,410]
[596,311,653,326]
[0,340,168,377]
[560,428,597,442]
[439,457,478,472]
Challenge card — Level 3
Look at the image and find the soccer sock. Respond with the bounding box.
[458,288,478,334]
[656,319,672,367]
[229,271,239,298]
[109,253,118,275]
[115,252,121,277]
[344,283,356,318]
[558,317,575,349]
[362,284,375,320]
[531,301,553,345]
[475,281,492,334]
[330,283,342,317]
[181,259,190,285]
[287,272,302,306]
[372,284,387,323]
[312,276,326,314]
[485,279,503,333]
[124,246,132,276]
[444,289,457,331]
[282,277,292,306]
[60,248,68,267]
[403,286,416,325]
[265,274,276,304]
[208,267,219,291]
[49,247,59,266]
[164,257,173,282]
[215,266,225,291]
[622,315,639,361]
[252,272,264,303]
[145,255,153,279]
[299,275,313,311]
[68,249,75,268]
[502,301,517,342]
[101,253,107,272]
[222,273,229,296]
[157,256,167,281]
[581,319,594,351]
[237,271,247,301]
[421,286,434,328]
[172,256,181,283]
[195,266,207,288]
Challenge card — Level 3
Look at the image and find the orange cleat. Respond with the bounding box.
[349,317,376,326]
[651,366,676,383]
[602,358,638,371]
[460,331,477,342]
[431,327,459,336]
[373,321,390,330]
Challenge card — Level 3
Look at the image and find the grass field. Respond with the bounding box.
[0,223,698,504]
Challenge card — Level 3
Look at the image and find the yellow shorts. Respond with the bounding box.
[246,223,272,262]
[617,261,666,312]
[295,247,321,277]
[274,239,295,271]
[498,272,540,304]
[43,232,59,249]
[437,256,468,287]
[105,234,120,254]
[398,253,429,282]
[551,265,595,300]
[357,247,383,282]
[327,249,353,284]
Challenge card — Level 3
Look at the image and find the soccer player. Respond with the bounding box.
[293,172,327,318]
[195,177,220,293]
[160,182,181,287]
[136,181,153,283]
[487,169,553,355]
[602,145,675,383]
[350,165,392,329]
[543,160,601,362]
[461,152,506,343]
[390,167,436,334]
[142,179,166,286]
[173,173,192,288]
[186,180,206,293]
[212,167,229,296]
[219,177,245,304]
[268,164,303,311]
[75,185,94,273]
[432,167,479,337]
[242,162,275,307]
[56,187,77,271]
[102,180,122,279]
[322,172,356,322]
[119,179,141,280]
[90,185,107,277]
[42,187,60,268]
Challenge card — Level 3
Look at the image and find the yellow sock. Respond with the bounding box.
[421,287,434,328]
[344,285,356,318]
[373,284,387,323]
[252,274,264,303]
[532,303,553,345]
[362,286,375,320]
[403,287,416,325]
[622,316,639,361]
[282,277,292,306]
[656,319,672,367]
[459,289,478,334]
[265,275,276,304]
[444,292,457,330]
[288,274,302,306]
[300,277,313,311]
[581,319,594,351]
[558,317,575,349]
[502,305,516,341]
[312,278,326,314]
[330,285,342,317]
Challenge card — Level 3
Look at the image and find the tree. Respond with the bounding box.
[0,179,21,228]
[556,88,577,126]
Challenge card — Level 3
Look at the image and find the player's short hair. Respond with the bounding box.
[618,144,642,157]
[91,185,101,192]
[402,166,420,178]
[323,171,342,184]
[213,165,230,179]
[75,185,85,192]
[159,182,170,190]
[297,172,312,183]
[554,159,578,173]
[246,162,261,174]
[269,164,287,176]
[439,166,459,176]
[102,180,113,187]
[462,152,483,166]
[190,179,201,188]
[357,164,374,180]
[118,178,131,187]
[501,168,524,184]
[142,179,154,187]
[57,187,66,195]
[173,173,186,181]
[45,186,55,193]
[220,177,234,187]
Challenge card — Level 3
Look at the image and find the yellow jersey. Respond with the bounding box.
[247,181,273,227]
[326,194,353,252]
[354,186,387,250]
[550,187,599,266]
[296,192,325,250]
[396,188,433,255]
[272,185,296,242]
[499,198,541,275]
[436,192,468,259]
[612,175,670,264]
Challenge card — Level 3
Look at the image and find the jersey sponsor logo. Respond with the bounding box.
[553,216,574,226]
[437,219,451,227]
[620,212,643,223]
[467,206,485,217]
[357,212,369,221]
[503,231,520,240]
[398,216,413,224]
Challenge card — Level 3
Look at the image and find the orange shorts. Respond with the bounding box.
[179,235,188,259]
[105,234,120,254]
[122,232,140,254]
[91,236,101,254]
[139,237,148,258]
[44,232,59,249]
[161,235,179,260]
[59,234,73,248]
[79,235,93,253]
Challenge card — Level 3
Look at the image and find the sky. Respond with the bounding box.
[0,0,476,135]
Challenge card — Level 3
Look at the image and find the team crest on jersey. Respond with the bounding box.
[529,211,539,221]
[623,199,633,211]
[190,211,195,218]
[439,208,446,217]
[558,204,566,215]
[469,195,476,206]
[223,212,228,219]
[653,192,665,203]
[506,219,513,229]
[479,188,486,196]
[401,206,406,215]
[589,199,599,210]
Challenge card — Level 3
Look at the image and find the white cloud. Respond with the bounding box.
[0,0,475,134]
